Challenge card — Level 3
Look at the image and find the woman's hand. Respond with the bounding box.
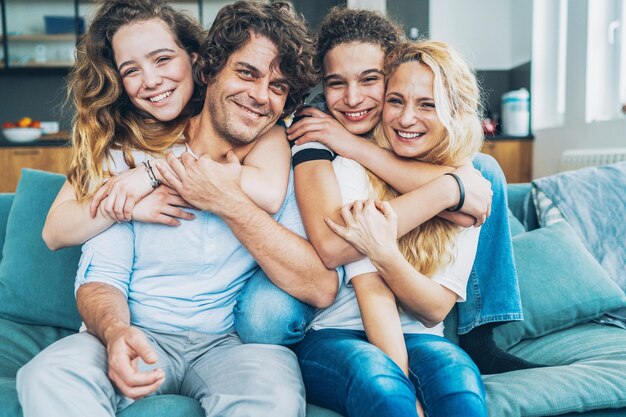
[90,164,157,222]
[131,185,195,226]
[325,199,400,263]
[286,107,362,157]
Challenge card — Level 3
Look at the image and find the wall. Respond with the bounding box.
[0,69,71,129]
[532,0,626,178]
[430,0,513,70]
[429,0,532,128]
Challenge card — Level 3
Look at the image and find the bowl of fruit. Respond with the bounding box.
[3,117,42,143]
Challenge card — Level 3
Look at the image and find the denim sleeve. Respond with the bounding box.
[75,222,135,299]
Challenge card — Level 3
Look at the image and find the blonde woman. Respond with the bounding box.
[292,40,488,417]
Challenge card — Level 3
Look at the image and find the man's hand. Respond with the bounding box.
[105,326,164,400]
[451,164,493,226]
[157,151,246,215]
[131,185,196,226]
[90,165,155,222]
[286,107,362,158]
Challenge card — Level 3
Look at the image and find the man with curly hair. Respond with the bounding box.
[16,2,335,417]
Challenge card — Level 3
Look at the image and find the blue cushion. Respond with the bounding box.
[118,395,203,417]
[508,209,526,236]
[0,169,82,330]
[486,323,626,416]
[0,377,20,417]
[0,316,74,378]
[494,221,626,349]
[0,194,14,264]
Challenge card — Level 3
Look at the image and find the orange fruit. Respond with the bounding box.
[17,117,33,127]
[31,120,41,128]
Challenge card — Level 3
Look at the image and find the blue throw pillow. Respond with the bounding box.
[494,221,626,349]
[0,169,82,330]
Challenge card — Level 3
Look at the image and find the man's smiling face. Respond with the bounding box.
[322,41,386,135]
[204,32,289,146]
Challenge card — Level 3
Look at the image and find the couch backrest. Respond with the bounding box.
[0,194,15,263]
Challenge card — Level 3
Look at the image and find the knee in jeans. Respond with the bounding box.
[473,153,506,187]
[234,295,311,345]
[364,372,414,398]
[350,349,414,400]
[435,349,484,398]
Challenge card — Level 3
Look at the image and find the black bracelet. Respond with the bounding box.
[444,172,465,212]
[142,160,161,189]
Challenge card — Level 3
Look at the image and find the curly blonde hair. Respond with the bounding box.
[368,40,484,276]
[67,0,206,201]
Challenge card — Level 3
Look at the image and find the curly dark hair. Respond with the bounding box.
[316,7,405,71]
[201,1,318,117]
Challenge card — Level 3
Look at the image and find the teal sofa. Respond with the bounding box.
[1,169,626,417]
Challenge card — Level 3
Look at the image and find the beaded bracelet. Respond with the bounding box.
[444,172,465,212]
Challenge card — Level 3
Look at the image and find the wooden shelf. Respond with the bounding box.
[5,34,76,42]
[481,139,533,183]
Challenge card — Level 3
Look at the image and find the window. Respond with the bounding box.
[532,0,568,130]
[586,0,625,122]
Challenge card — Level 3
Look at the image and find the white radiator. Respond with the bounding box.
[559,148,626,172]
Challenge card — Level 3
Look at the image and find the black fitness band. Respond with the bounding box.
[292,148,335,167]
[444,172,465,212]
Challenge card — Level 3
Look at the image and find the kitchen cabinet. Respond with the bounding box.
[481,138,533,184]
[0,145,71,192]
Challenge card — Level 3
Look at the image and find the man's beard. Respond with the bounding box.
[207,97,274,147]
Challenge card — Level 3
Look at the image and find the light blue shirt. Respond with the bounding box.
[75,170,309,334]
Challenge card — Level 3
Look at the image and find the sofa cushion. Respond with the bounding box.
[0,316,74,378]
[486,322,626,417]
[0,377,20,417]
[0,194,14,264]
[0,169,82,330]
[508,209,526,237]
[533,162,626,291]
[494,221,626,349]
[506,183,539,231]
[118,395,204,417]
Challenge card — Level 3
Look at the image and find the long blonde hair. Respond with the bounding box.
[66,0,206,201]
[368,40,484,276]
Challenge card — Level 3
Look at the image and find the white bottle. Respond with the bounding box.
[501,88,530,137]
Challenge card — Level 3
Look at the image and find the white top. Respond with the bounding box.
[310,156,480,336]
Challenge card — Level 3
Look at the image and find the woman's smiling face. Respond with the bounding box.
[382,60,446,159]
[113,18,197,122]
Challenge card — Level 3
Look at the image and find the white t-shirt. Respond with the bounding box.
[310,156,480,336]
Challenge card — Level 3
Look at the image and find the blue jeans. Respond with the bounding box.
[292,329,487,417]
[233,153,523,343]
[457,153,523,333]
